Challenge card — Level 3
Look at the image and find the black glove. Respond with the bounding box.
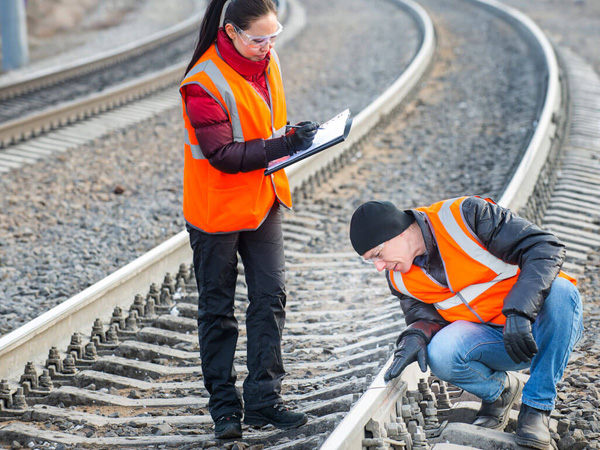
[284,121,319,153]
[264,121,319,162]
[384,333,428,382]
[503,314,538,364]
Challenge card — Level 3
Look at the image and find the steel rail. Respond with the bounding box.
[0,0,307,382]
[320,0,564,448]
[0,65,184,145]
[285,0,436,191]
[0,60,192,148]
[0,0,427,383]
[0,2,303,148]
[0,4,205,101]
[486,0,562,213]
[0,0,565,446]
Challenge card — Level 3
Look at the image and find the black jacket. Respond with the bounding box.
[388,196,566,344]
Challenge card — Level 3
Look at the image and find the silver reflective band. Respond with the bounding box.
[182,58,244,142]
[202,59,244,142]
[432,266,519,311]
[438,198,516,281]
[181,47,284,153]
[389,197,520,321]
[184,131,205,160]
[392,264,518,312]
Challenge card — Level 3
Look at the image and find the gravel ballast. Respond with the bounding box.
[0,0,599,448]
[0,0,417,336]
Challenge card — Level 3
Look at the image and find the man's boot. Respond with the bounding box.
[472,372,523,430]
[515,404,551,449]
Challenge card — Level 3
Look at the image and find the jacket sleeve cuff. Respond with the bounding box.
[264,136,290,161]
[397,320,445,345]
[502,307,536,322]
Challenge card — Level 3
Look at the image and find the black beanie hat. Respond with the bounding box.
[349,201,415,255]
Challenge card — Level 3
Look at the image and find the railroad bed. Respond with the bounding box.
[0,250,401,448]
[1,0,600,448]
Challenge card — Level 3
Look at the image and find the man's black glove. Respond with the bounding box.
[503,314,538,364]
[264,121,319,162]
[384,333,428,382]
[284,121,319,153]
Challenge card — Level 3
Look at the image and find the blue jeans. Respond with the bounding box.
[428,277,583,411]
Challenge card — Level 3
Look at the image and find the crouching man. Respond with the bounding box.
[349,196,583,450]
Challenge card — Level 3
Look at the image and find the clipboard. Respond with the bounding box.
[264,109,353,176]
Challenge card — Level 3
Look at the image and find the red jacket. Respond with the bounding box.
[182,29,272,173]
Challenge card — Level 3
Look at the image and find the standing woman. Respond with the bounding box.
[179,0,318,440]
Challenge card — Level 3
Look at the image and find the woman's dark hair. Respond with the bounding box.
[184,0,277,75]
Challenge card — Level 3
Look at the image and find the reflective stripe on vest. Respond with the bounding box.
[437,197,520,291]
[182,59,244,142]
[391,264,518,313]
[179,45,292,233]
[389,197,520,325]
[181,90,285,161]
[184,130,204,160]
[388,196,576,325]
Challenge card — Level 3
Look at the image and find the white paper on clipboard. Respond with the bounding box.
[265,109,352,175]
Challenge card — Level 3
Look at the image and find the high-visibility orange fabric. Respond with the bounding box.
[180,45,291,233]
[389,197,576,325]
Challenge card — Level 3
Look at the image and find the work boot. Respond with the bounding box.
[515,404,551,449]
[244,404,308,429]
[214,412,242,439]
[472,372,523,430]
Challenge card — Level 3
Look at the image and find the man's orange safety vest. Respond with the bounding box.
[388,197,576,325]
[180,44,292,233]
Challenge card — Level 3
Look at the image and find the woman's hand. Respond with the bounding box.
[264,121,320,163]
[284,121,319,153]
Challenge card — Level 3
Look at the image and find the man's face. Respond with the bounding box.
[361,232,415,273]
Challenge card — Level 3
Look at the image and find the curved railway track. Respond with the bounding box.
[0,6,203,147]
[0,1,291,150]
[0,3,299,171]
[1,0,598,448]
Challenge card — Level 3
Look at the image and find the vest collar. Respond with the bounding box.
[216,28,271,78]
[412,210,446,285]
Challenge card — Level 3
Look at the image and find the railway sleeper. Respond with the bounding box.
[337,373,565,450]
[3,342,556,450]
[0,412,346,449]
[0,246,405,443]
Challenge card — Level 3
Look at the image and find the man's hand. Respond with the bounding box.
[503,314,538,364]
[384,333,428,382]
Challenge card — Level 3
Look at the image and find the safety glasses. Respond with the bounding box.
[231,21,283,49]
[361,243,385,264]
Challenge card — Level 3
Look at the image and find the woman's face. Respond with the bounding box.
[225,12,280,61]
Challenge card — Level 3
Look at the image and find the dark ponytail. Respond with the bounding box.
[184,0,278,76]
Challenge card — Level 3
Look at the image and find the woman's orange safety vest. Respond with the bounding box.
[388,196,576,325]
[180,44,292,233]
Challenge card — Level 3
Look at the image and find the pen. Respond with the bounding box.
[287,124,323,129]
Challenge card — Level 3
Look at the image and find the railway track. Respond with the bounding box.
[1,0,598,448]
[0,4,203,148]
[0,1,291,152]
[0,2,300,173]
